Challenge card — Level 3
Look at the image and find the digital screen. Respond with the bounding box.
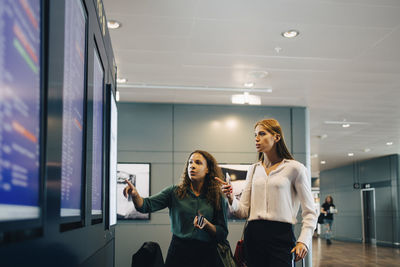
[0,0,41,222]
[91,49,103,215]
[60,0,86,217]
[109,91,117,226]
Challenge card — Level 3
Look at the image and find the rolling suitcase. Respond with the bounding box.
[291,252,305,267]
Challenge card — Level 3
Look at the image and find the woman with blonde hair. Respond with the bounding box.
[124,150,228,267]
[217,118,317,266]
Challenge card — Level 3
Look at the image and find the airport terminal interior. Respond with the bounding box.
[1,0,400,266]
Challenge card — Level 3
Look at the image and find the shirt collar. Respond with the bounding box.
[256,158,291,166]
[187,187,205,198]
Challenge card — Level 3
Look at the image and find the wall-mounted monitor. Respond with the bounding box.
[60,0,86,218]
[109,90,118,226]
[91,47,104,216]
[0,0,42,224]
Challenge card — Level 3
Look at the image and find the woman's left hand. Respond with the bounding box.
[193,215,208,230]
[291,242,308,262]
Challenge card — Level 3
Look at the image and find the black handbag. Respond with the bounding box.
[317,213,325,224]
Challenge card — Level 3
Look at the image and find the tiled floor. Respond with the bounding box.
[312,238,400,267]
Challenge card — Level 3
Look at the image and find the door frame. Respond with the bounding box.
[360,188,377,244]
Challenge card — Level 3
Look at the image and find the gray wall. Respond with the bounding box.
[115,103,308,267]
[320,154,400,247]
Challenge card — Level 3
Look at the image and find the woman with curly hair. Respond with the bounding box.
[124,150,228,267]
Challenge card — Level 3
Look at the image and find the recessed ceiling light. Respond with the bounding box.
[342,123,350,128]
[320,160,326,165]
[107,20,121,29]
[244,82,254,88]
[363,148,371,152]
[282,30,299,38]
[232,92,261,105]
[117,78,127,83]
[386,142,393,146]
[348,153,354,157]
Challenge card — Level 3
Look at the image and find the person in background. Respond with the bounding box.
[124,150,228,267]
[321,195,336,245]
[217,118,317,267]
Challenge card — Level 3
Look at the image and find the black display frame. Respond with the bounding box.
[1,0,118,264]
[0,0,47,238]
[105,84,117,228]
[59,0,89,228]
[90,36,105,223]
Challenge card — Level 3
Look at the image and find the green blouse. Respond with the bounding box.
[136,185,228,243]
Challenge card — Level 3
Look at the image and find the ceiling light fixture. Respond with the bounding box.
[320,161,326,165]
[117,78,127,84]
[232,92,261,105]
[363,148,371,152]
[324,120,368,126]
[386,142,393,146]
[244,82,254,88]
[107,20,121,29]
[118,84,272,93]
[342,123,350,128]
[348,153,354,157]
[248,71,268,79]
[282,30,299,38]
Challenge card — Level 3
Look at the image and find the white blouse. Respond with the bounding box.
[231,159,317,248]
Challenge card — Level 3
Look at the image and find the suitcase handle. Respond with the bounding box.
[291,252,305,267]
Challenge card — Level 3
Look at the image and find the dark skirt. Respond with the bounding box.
[244,220,296,267]
[165,235,218,267]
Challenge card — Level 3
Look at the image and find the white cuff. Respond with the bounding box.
[231,197,239,212]
[297,227,313,249]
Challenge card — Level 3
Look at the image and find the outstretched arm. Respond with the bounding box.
[123,179,143,209]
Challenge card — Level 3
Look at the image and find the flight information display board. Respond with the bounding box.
[91,48,103,215]
[0,0,41,222]
[109,90,118,226]
[60,0,86,217]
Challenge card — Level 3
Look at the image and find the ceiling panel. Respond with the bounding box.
[104,0,198,17]
[103,0,400,174]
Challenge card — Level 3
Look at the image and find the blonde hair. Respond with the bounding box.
[176,150,224,210]
[255,118,294,162]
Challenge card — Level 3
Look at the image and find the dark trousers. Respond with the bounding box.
[165,235,217,267]
[244,220,296,267]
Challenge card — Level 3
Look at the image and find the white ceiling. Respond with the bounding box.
[103,0,400,176]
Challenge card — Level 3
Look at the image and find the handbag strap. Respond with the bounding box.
[240,164,257,239]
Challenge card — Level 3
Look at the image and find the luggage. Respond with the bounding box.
[131,241,164,267]
[291,252,305,267]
